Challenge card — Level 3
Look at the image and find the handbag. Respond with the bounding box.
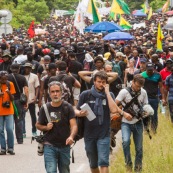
[12,74,27,105]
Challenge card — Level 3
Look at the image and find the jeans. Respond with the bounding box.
[0,115,14,151]
[84,136,110,168]
[169,102,173,123]
[121,120,143,171]
[148,98,159,132]
[23,103,37,134]
[14,100,25,143]
[44,144,70,173]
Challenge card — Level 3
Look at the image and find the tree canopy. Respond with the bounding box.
[0,0,169,28]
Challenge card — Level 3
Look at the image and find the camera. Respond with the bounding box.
[2,101,10,108]
[31,135,44,156]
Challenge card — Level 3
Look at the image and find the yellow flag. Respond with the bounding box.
[157,22,164,52]
[120,15,132,29]
[148,7,152,20]
[110,0,125,20]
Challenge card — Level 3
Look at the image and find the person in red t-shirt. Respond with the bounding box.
[160,59,173,88]
[160,59,173,116]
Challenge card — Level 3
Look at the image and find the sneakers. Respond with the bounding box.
[0,150,15,155]
[0,151,6,155]
[32,132,37,137]
[7,150,15,155]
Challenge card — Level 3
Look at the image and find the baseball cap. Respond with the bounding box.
[23,62,32,68]
[166,59,173,63]
[140,58,147,63]
[2,52,12,58]
[146,62,154,70]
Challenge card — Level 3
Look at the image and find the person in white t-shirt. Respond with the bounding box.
[115,74,148,172]
[13,46,27,64]
[23,62,40,137]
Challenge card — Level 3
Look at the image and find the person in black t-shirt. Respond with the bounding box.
[36,81,77,173]
[8,64,28,144]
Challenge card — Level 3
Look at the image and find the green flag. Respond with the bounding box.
[91,0,100,23]
[116,0,130,15]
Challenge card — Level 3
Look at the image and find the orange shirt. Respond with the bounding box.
[0,82,16,116]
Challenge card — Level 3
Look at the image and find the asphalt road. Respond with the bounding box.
[0,109,121,173]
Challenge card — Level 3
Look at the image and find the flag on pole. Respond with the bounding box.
[27,21,35,38]
[157,22,164,52]
[162,0,170,13]
[74,1,86,34]
[120,15,132,29]
[87,0,101,23]
[109,0,130,20]
[148,7,152,20]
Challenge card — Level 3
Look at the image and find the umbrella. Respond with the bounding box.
[133,10,147,17]
[103,32,134,40]
[84,21,123,33]
[166,11,173,16]
[164,23,173,30]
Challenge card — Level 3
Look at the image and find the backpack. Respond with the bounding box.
[74,90,92,142]
[112,61,122,76]
[55,75,72,103]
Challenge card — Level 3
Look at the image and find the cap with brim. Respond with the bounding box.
[166,59,173,63]
[23,63,32,68]
[140,58,147,63]
[146,62,154,70]
[2,53,12,58]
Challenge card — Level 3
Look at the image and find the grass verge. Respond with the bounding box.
[110,114,173,173]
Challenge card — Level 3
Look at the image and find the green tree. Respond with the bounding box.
[12,0,49,27]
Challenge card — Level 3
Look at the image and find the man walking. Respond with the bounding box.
[75,71,130,173]
[115,74,148,172]
[36,81,77,173]
[8,64,29,144]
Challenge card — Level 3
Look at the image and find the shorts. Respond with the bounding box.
[84,136,110,168]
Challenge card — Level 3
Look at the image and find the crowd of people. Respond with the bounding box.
[0,10,173,173]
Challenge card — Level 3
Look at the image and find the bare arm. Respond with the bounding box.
[66,118,78,145]
[24,86,29,102]
[36,122,53,132]
[78,71,92,84]
[124,69,128,86]
[107,72,118,84]
[115,99,133,121]
[73,79,81,88]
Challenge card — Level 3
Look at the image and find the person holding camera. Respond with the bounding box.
[115,74,148,172]
[0,71,16,155]
[36,81,77,173]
